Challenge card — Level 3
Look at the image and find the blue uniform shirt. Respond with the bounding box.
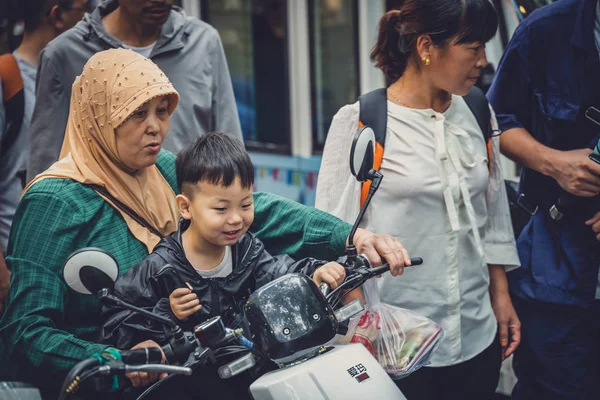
[488,0,600,307]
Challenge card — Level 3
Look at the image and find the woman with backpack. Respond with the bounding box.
[316,1,520,399]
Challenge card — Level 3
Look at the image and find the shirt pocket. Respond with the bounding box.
[533,89,579,147]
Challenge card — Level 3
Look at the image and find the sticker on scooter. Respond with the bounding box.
[347,363,370,383]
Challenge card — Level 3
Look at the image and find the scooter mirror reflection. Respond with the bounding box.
[63,248,119,295]
[349,126,376,182]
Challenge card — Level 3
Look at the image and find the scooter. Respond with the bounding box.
[3,126,426,400]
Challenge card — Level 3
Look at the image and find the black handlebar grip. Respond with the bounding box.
[378,256,423,267]
[369,264,391,276]
[369,257,423,276]
[410,257,423,266]
[120,347,163,365]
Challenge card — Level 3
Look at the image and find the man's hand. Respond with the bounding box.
[126,340,167,387]
[551,149,600,197]
[0,252,10,316]
[351,228,411,276]
[313,262,346,289]
[169,287,201,321]
[585,212,600,240]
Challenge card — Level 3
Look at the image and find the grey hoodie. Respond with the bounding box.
[27,0,242,181]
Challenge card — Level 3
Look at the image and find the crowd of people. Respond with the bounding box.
[0,0,598,400]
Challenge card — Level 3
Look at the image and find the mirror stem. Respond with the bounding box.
[99,288,179,330]
[347,170,383,264]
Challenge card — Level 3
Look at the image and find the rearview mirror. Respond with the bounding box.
[349,126,376,182]
[63,248,119,295]
[345,125,382,256]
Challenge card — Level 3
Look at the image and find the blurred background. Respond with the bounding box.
[0,0,556,206]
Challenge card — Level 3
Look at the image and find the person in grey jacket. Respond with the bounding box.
[27,0,242,181]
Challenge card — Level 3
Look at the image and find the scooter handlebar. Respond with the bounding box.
[123,364,192,376]
[320,256,423,297]
[368,257,423,276]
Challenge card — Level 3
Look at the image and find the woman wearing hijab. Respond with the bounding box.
[0,48,410,398]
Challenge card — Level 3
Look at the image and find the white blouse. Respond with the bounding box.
[316,96,520,367]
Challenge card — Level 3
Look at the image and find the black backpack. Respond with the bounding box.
[358,86,526,239]
[358,86,492,165]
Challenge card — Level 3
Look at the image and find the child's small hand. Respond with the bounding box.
[313,262,346,290]
[169,286,202,321]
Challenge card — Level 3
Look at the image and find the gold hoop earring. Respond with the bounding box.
[422,57,431,66]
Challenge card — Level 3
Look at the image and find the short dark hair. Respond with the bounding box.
[6,0,72,32]
[371,0,498,82]
[176,132,254,196]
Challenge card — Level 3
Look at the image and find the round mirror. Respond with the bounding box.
[63,248,119,295]
[349,126,376,182]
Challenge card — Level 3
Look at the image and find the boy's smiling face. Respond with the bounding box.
[177,177,254,248]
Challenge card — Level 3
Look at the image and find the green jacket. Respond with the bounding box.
[0,150,350,394]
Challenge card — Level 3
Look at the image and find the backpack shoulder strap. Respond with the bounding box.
[358,88,388,146]
[463,85,493,169]
[358,88,387,206]
[0,53,25,159]
[463,85,492,142]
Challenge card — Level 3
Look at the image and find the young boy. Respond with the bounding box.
[101,132,346,350]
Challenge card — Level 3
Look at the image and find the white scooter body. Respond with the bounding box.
[249,344,407,400]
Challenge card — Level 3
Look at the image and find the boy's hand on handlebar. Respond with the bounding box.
[352,228,410,276]
[126,340,167,387]
[313,262,346,289]
[169,287,202,321]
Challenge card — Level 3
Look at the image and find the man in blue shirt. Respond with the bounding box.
[488,0,600,398]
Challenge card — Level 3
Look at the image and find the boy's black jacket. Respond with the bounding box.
[100,219,328,349]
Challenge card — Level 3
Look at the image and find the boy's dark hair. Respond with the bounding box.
[371,0,498,82]
[176,132,254,196]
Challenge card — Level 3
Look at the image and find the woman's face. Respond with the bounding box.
[427,40,488,96]
[115,96,171,171]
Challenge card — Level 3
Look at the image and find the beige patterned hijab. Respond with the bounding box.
[25,49,181,252]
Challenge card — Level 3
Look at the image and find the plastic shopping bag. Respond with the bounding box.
[333,279,443,379]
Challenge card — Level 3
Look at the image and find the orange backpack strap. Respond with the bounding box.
[487,138,493,170]
[0,54,23,102]
[0,53,25,159]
